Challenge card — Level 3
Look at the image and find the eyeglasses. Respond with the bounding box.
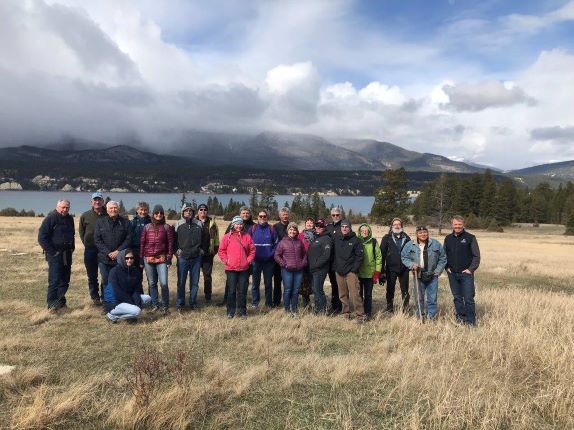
[416,226,428,232]
[258,215,267,218]
[125,256,135,260]
[198,209,207,212]
[331,214,340,217]
[154,212,164,216]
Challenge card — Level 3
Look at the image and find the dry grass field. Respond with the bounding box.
[0,217,573,429]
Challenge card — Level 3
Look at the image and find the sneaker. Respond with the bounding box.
[239,314,247,320]
[162,308,169,317]
[176,307,184,314]
[190,304,197,311]
[151,306,161,313]
[251,304,258,309]
[48,307,58,314]
[205,296,212,303]
[227,314,234,319]
[289,312,296,318]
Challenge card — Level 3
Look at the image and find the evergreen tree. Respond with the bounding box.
[249,188,258,213]
[479,169,497,219]
[495,179,517,225]
[467,173,483,216]
[371,168,409,225]
[259,183,278,214]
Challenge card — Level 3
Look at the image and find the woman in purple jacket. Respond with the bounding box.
[274,222,307,316]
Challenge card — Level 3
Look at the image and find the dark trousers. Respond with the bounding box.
[252,259,275,307]
[311,270,328,314]
[273,263,282,307]
[386,269,410,311]
[47,251,72,309]
[83,246,101,300]
[447,272,476,325]
[359,278,374,317]
[328,270,342,313]
[226,270,249,317]
[201,254,214,300]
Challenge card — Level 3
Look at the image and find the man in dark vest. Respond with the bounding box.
[443,215,481,326]
[38,199,75,312]
[379,217,411,312]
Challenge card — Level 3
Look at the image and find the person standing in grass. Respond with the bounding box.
[307,218,332,315]
[249,209,278,311]
[274,222,307,316]
[79,192,107,306]
[379,217,411,313]
[357,223,383,320]
[298,217,316,308]
[38,199,75,313]
[195,203,219,303]
[104,249,152,323]
[94,200,132,301]
[401,226,447,321]
[272,206,291,307]
[140,205,174,316]
[326,207,344,314]
[218,216,255,319]
[174,203,206,312]
[129,201,151,274]
[333,220,366,323]
[443,215,481,326]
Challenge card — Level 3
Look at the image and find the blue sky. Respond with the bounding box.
[1,0,574,168]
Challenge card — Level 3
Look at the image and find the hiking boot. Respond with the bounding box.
[92,298,102,306]
[48,307,58,314]
[162,308,169,317]
[239,314,247,320]
[227,313,234,319]
[151,306,161,313]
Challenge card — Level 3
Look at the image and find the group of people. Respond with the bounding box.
[38,193,481,326]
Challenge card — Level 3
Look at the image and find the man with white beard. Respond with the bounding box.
[379,218,411,313]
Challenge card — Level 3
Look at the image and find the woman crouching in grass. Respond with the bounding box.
[218,216,255,319]
[275,222,307,317]
[103,249,152,323]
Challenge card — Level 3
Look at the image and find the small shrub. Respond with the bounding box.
[464,213,481,229]
[486,219,504,232]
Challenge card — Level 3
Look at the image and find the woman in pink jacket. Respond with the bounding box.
[275,222,307,316]
[218,216,255,319]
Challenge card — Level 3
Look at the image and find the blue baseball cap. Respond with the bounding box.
[91,192,103,200]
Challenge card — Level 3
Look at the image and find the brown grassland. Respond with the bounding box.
[0,217,573,429]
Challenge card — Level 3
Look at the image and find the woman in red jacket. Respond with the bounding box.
[139,205,174,315]
[275,222,307,316]
[218,216,255,319]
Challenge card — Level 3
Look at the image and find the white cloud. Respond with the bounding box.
[441,81,536,111]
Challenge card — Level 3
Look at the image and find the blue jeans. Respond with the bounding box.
[176,256,201,308]
[107,295,152,322]
[281,269,303,313]
[447,272,476,325]
[311,270,328,314]
[47,251,72,309]
[144,261,169,308]
[359,278,374,317]
[414,275,439,319]
[98,262,114,296]
[83,246,101,300]
[252,259,275,307]
[226,270,249,316]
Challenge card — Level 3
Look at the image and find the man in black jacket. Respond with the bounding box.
[94,200,132,294]
[307,218,332,314]
[38,199,75,312]
[326,207,343,313]
[379,217,411,312]
[444,215,481,326]
[333,220,365,322]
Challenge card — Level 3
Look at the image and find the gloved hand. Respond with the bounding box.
[378,272,386,285]
[372,271,381,283]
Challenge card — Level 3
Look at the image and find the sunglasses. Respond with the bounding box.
[198,208,207,212]
[154,212,164,215]
[416,226,428,232]
[258,214,267,218]
[331,214,340,217]
[125,256,135,260]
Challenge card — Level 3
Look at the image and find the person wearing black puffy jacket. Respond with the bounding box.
[333,220,365,322]
[306,218,332,314]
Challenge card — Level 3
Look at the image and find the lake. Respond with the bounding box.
[0,191,375,215]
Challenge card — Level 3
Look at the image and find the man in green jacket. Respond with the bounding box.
[357,223,383,320]
[79,192,106,305]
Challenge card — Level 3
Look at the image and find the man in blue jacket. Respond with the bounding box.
[443,215,481,326]
[250,209,278,310]
[38,199,75,312]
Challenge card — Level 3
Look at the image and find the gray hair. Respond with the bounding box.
[57,199,70,206]
[106,200,119,209]
[287,222,299,232]
[279,207,290,214]
[137,201,149,210]
[330,207,342,214]
[239,206,251,213]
